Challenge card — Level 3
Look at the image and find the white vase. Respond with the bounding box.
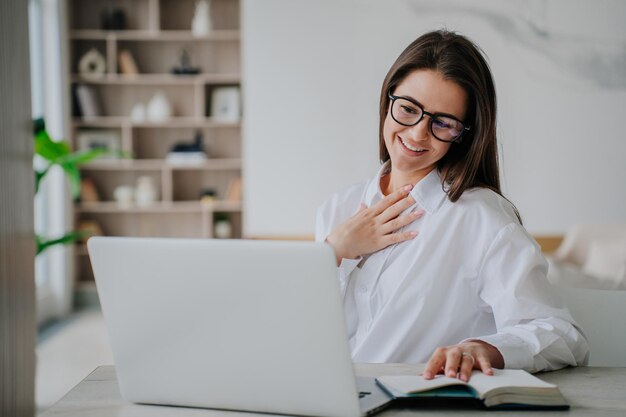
[113,185,134,207]
[214,219,232,239]
[130,103,146,122]
[147,91,172,122]
[191,0,211,37]
[135,176,158,206]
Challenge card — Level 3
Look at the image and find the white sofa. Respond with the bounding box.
[546,224,626,367]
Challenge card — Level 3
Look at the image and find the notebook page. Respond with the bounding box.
[377,374,468,394]
[469,369,557,397]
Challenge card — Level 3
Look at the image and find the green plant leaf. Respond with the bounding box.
[35,166,50,194]
[58,148,110,166]
[33,118,132,255]
[34,129,71,162]
[36,231,87,256]
[58,162,82,200]
[33,117,46,135]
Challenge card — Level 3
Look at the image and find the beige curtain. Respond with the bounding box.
[0,0,36,415]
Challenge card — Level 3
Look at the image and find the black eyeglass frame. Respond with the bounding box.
[387,90,471,143]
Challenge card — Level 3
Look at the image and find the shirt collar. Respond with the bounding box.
[364,161,448,214]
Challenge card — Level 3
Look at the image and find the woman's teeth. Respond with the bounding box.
[400,137,426,152]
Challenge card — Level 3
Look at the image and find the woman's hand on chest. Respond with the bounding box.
[325,184,424,265]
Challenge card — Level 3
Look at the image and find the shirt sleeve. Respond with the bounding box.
[471,222,590,372]
[315,201,360,292]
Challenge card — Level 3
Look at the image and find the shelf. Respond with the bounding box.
[76,201,242,214]
[69,30,240,41]
[70,0,243,283]
[72,117,241,129]
[80,159,163,170]
[80,158,242,171]
[71,73,240,85]
[75,245,89,256]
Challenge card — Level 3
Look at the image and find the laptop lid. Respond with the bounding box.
[88,237,363,417]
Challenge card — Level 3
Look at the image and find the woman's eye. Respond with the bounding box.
[400,105,417,115]
[433,118,451,129]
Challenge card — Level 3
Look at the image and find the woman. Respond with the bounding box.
[315,30,588,382]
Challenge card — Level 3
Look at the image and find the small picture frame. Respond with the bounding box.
[77,129,121,159]
[210,86,241,122]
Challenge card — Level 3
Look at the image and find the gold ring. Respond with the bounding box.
[462,352,475,362]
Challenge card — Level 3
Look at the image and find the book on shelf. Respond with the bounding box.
[226,177,242,201]
[376,369,569,410]
[118,49,139,75]
[74,84,103,118]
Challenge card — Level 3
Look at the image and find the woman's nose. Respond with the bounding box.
[403,118,430,142]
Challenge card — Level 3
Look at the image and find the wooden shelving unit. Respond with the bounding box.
[67,0,243,286]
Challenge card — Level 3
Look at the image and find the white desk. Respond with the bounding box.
[41,365,626,416]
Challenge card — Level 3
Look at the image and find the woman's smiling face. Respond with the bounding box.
[383,69,468,183]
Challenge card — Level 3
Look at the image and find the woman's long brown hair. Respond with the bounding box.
[379,30,518,221]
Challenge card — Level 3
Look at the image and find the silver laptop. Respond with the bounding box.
[88,237,393,417]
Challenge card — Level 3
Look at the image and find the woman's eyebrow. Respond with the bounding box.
[395,93,424,108]
[396,93,463,121]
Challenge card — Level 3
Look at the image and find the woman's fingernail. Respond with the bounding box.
[403,184,413,191]
[460,374,468,382]
[447,370,456,378]
[423,372,432,379]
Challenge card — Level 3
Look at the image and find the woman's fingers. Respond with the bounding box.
[444,349,463,378]
[423,347,447,379]
[370,184,413,216]
[377,195,417,224]
[475,353,494,376]
[458,352,476,382]
[380,208,424,235]
[381,230,418,247]
[423,342,500,382]
[326,185,422,262]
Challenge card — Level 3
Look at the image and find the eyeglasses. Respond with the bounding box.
[388,90,470,143]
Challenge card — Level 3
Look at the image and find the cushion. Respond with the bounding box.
[582,238,626,287]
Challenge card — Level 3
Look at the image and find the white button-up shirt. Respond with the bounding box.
[315,162,589,372]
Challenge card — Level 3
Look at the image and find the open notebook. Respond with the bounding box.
[376,369,568,410]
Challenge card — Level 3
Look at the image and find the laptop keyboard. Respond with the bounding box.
[359,391,371,399]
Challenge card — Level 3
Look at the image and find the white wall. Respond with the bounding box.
[242,0,626,237]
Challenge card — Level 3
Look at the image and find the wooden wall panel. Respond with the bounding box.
[0,0,36,415]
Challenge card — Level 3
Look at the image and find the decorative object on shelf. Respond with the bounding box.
[171,49,201,75]
[101,7,126,30]
[210,86,241,122]
[130,103,146,122]
[147,90,173,122]
[226,177,242,201]
[118,50,139,75]
[135,176,158,207]
[76,220,104,243]
[200,188,217,203]
[214,213,232,239]
[74,84,104,118]
[191,0,212,37]
[77,129,121,159]
[80,178,100,203]
[113,185,134,207]
[166,131,207,164]
[78,48,106,78]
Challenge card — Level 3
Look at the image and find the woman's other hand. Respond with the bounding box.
[325,184,424,264]
[422,340,504,382]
